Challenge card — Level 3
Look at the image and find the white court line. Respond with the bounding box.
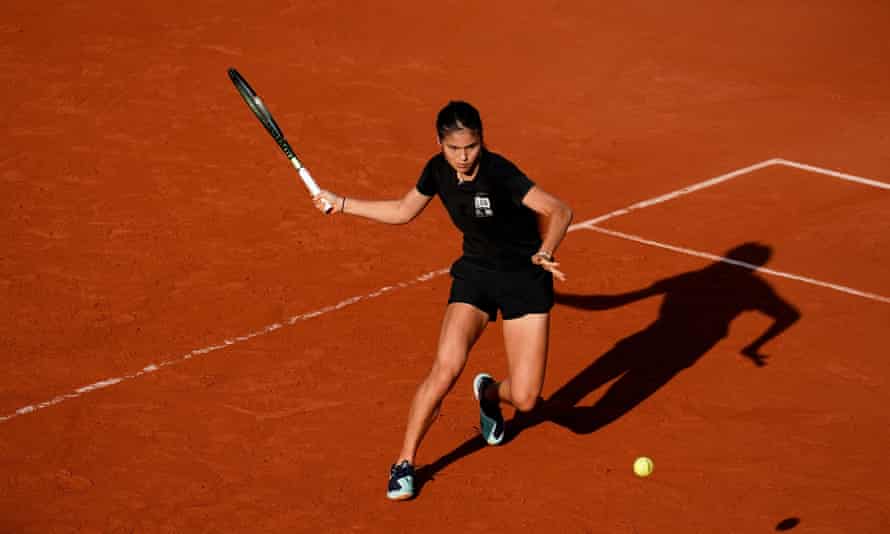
[0,268,448,423]
[774,158,890,190]
[569,158,889,231]
[570,157,889,303]
[570,159,779,229]
[582,225,890,304]
[2,159,887,423]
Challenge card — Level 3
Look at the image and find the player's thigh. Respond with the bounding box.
[502,313,550,394]
[432,302,490,377]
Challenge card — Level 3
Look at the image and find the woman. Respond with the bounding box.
[313,101,573,500]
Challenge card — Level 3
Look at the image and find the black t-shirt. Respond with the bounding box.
[416,149,542,270]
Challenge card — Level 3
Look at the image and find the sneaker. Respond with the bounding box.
[386,460,415,501]
[473,373,505,445]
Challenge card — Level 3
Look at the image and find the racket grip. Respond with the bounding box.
[295,163,332,213]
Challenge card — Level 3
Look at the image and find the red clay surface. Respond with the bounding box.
[2,1,889,532]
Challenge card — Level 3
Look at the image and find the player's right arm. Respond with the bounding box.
[313,188,432,225]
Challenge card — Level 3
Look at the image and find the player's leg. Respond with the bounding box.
[396,302,489,463]
[493,312,550,412]
[388,302,489,500]
[473,313,550,445]
[472,265,552,445]
[471,313,549,446]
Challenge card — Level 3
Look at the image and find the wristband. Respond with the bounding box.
[533,250,553,262]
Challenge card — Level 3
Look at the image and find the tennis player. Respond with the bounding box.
[313,101,573,500]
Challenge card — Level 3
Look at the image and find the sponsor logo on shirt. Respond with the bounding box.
[474,194,493,218]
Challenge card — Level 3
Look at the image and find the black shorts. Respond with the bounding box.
[448,257,554,321]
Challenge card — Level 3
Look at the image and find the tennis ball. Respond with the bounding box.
[633,456,654,477]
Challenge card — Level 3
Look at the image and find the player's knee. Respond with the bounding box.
[512,391,539,413]
[429,360,462,388]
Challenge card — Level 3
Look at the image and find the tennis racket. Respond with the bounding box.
[227,68,332,213]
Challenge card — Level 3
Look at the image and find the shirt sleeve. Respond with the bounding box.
[500,158,535,206]
[415,157,439,197]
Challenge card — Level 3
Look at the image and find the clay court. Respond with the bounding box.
[2,1,889,532]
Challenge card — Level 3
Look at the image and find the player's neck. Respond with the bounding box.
[456,162,480,184]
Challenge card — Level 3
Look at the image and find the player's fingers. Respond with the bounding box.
[541,261,566,281]
[313,196,331,213]
[313,191,339,214]
[549,264,566,280]
[542,260,560,270]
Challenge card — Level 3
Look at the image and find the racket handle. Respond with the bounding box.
[291,158,333,214]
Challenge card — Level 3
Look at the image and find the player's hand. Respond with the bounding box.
[313,190,344,215]
[532,252,566,281]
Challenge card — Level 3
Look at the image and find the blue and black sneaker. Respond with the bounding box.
[473,373,505,445]
[386,460,415,501]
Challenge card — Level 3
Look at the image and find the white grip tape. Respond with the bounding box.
[297,167,321,196]
[292,160,331,212]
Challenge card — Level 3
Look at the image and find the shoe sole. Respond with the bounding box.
[473,373,493,401]
[386,491,414,501]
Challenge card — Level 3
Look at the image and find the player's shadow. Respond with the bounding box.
[416,242,801,491]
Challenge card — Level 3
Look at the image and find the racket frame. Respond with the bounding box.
[228,68,331,211]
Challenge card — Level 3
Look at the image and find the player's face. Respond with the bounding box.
[439,129,482,175]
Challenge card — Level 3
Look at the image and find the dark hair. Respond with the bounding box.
[436,100,483,141]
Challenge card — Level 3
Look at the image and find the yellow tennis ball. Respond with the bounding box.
[633,456,654,477]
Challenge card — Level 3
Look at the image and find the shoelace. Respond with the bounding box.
[391,461,412,476]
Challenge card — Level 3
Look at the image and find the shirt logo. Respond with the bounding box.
[474,194,493,218]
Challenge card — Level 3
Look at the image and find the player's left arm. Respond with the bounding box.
[522,186,573,281]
